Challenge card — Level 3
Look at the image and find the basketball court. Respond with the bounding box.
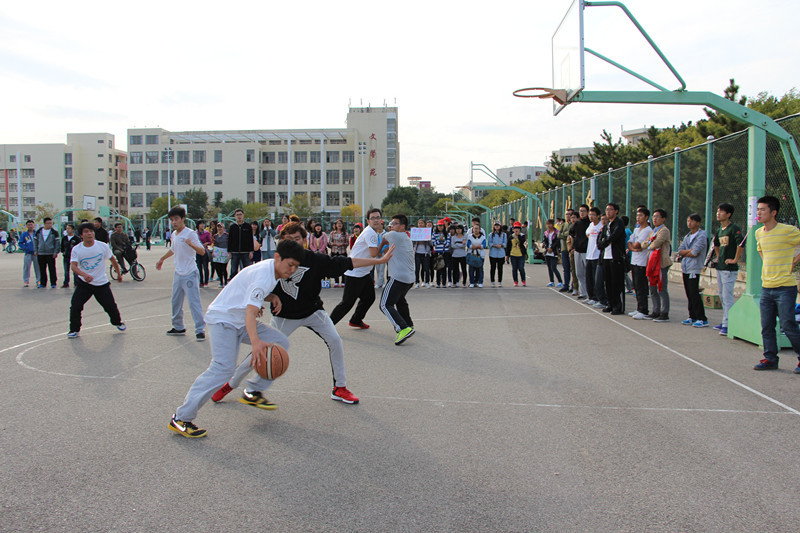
[1,244,800,532]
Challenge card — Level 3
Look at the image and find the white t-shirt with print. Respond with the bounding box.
[171,227,202,276]
[586,221,604,260]
[204,259,278,328]
[71,241,113,286]
[344,225,379,278]
[631,225,653,267]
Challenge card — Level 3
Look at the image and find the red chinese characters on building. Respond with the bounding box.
[369,133,377,141]
[369,169,377,176]
[370,150,376,158]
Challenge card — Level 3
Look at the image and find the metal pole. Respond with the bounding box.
[320,135,326,214]
[358,141,366,223]
[15,151,22,220]
[625,162,632,221]
[166,147,172,213]
[608,168,613,204]
[647,155,654,212]
[705,137,714,246]
[287,137,293,204]
[672,147,680,251]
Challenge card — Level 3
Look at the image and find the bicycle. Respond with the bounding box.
[110,242,146,281]
[4,239,17,253]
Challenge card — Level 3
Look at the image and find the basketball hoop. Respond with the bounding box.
[512,87,569,105]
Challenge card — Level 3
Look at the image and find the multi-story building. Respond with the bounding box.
[547,147,594,167]
[0,133,127,221]
[497,165,548,184]
[126,106,398,217]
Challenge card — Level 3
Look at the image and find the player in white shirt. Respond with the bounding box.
[329,208,383,328]
[156,207,207,341]
[169,239,305,438]
[67,223,126,338]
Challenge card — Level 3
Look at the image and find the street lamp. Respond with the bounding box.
[358,141,367,223]
[163,147,174,212]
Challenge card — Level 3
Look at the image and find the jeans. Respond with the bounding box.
[23,253,41,285]
[196,253,210,285]
[229,252,251,278]
[759,285,800,364]
[561,250,571,289]
[546,255,562,284]
[509,255,525,283]
[414,253,430,284]
[468,265,484,285]
[649,266,671,317]
[717,270,737,327]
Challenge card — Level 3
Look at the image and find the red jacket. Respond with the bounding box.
[646,248,663,290]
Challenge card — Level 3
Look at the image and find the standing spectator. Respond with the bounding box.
[144,226,152,251]
[349,223,362,249]
[567,211,580,295]
[109,223,131,273]
[227,208,254,278]
[487,222,507,287]
[196,221,212,286]
[19,220,40,287]
[621,215,634,293]
[308,222,329,255]
[647,208,673,322]
[260,218,277,260]
[277,214,290,234]
[134,227,142,244]
[60,223,80,288]
[0,228,7,250]
[446,225,457,287]
[431,220,450,288]
[412,219,431,288]
[506,221,527,287]
[67,222,125,339]
[379,214,416,344]
[597,203,627,315]
[677,213,709,327]
[164,227,172,248]
[156,206,207,341]
[329,208,383,329]
[712,203,744,335]
[542,219,563,288]
[34,217,60,288]
[558,213,573,293]
[375,221,388,289]
[450,224,468,287]
[211,222,229,287]
[425,220,436,283]
[93,217,109,243]
[752,195,800,371]
[466,222,487,288]
[328,219,349,288]
[584,207,604,306]
[628,208,653,319]
[250,221,263,264]
[571,205,591,299]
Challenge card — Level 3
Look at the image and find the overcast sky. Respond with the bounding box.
[1,0,796,193]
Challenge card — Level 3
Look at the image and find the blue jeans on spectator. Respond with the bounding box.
[509,255,525,283]
[560,250,571,289]
[469,265,484,285]
[759,285,800,364]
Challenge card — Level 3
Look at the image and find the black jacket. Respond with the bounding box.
[596,218,627,261]
[542,231,561,256]
[61,234,81,260]
[505,233,527,258]
[94,225,109,243]
[227,222,254,253]
[272,250,354,319]
[570,217,590,253]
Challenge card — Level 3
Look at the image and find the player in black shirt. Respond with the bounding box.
[211,222,393,406]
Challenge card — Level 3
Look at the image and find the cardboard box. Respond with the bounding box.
[702,292,722,309]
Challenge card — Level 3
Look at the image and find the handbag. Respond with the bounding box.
[212,247,230,264]
[432,254,445,270]
[466,251,483,268]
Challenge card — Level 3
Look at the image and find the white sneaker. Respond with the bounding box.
[632,312,647,320]
[498,282,502,287]
[414,283,419,288]
[593,302,605,308]
[628,311,638,317]
[491,282,495,287]
[585,300,596,306]
[425,283,430,288]
[477,283,483,288]
[469,284,475,288]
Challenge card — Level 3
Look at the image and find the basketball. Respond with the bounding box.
[254,344,289,380]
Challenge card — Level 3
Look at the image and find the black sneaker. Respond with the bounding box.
[196,332,205,342]
[168,415,207,438]
[166,328,186,336]
[238,390,277,410]
[653,314,669,322]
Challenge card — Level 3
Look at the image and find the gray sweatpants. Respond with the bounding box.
[175,321,289,422]
[574,251,588,298]
[717,270,737,327]
[172,271,205,334]
[229,309,347,392]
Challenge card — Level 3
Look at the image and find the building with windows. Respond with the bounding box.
[547,147,593,167]
[126,106,398,216]
[0,133,127,221]
[497,165,548,184]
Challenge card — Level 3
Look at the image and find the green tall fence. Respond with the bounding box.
[488,113,800,255]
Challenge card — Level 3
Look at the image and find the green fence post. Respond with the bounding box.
[608,169,613,204]
[625,162,632,221]
[647,155,654,212]
[705,136,714,246]
[672,148,681,251]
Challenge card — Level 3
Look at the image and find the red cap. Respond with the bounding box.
[513,221,522,228]
[437,219,447,226]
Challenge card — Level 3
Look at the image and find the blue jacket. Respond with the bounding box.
[19,230,35,254]
[487,232,507,258]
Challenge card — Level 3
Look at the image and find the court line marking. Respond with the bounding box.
[414,312,593,322]
[553,289,800,416]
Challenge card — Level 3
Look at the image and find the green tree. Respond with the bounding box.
[243,202,270,221]
[381,186,419,210]
[181,188,209,221]
[545,153,580,183]
[415,188,445,215]
[33,203,59,222]
[217,198,244,217]
[284,194,314,218]
[382,201,414,218]
[576,130,643,175]
[146,196,179,221]
[339,204,361,218]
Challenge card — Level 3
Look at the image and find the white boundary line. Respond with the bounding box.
[554,289,800,416]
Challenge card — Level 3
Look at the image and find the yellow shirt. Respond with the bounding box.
[510,237,522,257]
[756,223,800,288]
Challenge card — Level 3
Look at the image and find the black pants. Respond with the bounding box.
[489,256,504,283]
[451,256,467,285]
[229,252,251,278]
[37,254,57,286]
[434,254,448,286]
[331,253,347,284]
[330,273,375,325]
[379,278,413,332]
[414,253,430,284]
[632,264,649,314]
[603,258,626,313]
[546,256,562,283]
[212,261,228,285]
[683,272,707,321]
[196,253,210,285]
[70,280,122,332]
[62,256,78,287]
[586,259,598,301]
[561,250,572,289]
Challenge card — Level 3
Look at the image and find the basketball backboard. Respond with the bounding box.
[551,0,585,115]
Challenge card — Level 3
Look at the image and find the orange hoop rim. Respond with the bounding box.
[512,87,568,105]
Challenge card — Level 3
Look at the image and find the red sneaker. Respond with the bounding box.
[331,386,359,404]
[348,321,370,329]
[211,382,233,402]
